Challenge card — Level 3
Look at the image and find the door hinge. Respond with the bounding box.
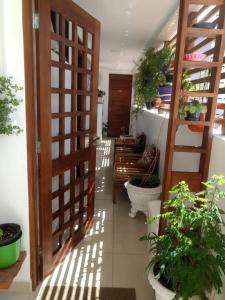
[36,141,41,154]
[32,13,39,29]
[38,246,43,257]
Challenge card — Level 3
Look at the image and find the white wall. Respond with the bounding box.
[0,0,31,285]
[135,109,203,182]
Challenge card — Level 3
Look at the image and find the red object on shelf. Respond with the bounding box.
[184,53,207,61]
[188,113,206,132]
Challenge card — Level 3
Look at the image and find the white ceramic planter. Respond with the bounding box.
[149,267,201,300]
[148,266,175,300]
[124,180,162,218]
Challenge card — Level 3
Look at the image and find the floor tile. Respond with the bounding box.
[77,221,113,254]
[112,253,155,300]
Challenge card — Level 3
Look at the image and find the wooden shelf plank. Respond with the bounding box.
[217,103,225,109]
[171,171,202,192]
[176,119,211,126]
[186,27,224,38]
[180,90,215,97]
[174,145,207,153]
[189,0,224,5]
[192,76,211,85]
[219,87,225,94]
[183,60,219,68]
[0,251,26,289]
[215,118,225,124]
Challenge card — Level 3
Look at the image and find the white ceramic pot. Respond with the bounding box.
[149,266,201,300]
[124,179,162,218]
[148,266,175,300]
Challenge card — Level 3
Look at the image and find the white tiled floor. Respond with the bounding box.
[0,139,154,300]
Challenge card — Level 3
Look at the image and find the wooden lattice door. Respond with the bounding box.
[36,0,100,277]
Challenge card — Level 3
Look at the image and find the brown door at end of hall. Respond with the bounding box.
[107,74,133,137]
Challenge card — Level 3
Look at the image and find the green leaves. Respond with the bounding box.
[141,175,225,299]
[0,76,23,135]
[183,99,207,115]
[135,46,174,108]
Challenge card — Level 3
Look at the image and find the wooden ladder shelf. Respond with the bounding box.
[160,0,225,233]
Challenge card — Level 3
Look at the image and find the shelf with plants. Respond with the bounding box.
[161,0,225,236]
[165,2,225,134]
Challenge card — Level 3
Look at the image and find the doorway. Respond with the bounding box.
[107,74,133,137]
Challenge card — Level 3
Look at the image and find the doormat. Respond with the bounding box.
[39,286,136,300]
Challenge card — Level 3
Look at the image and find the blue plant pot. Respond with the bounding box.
[186,111,200,121]
[158,85,172,101]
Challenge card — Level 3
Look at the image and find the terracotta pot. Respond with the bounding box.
[188,113,206,132]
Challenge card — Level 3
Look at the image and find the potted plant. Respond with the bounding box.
[141,175,225,300]
[158,46,175,103]
[183,99,207,121]
[135,45,174,110]
[98,89,105,104]
[0,76,23,135]
[125,175,162,218]
[183,99,207,132]
[98,89,106,98]
[0,223,22,268]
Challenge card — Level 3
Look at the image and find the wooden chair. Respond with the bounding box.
[114,152,143,163]
[113,145,160,203]
[113,133,146,163]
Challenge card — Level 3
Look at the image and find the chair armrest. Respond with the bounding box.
[114,152,142,163]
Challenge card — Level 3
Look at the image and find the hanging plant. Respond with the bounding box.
[135,45,175,109]
[0,76,23,135]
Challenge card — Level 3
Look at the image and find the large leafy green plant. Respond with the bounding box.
[0,76,23,135]
[141,175,225,300]
[135,46,174,109]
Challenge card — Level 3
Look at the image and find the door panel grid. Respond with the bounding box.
[37,0,100,277]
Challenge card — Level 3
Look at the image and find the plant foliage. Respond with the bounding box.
[135,46,174,109]
[0,76,23,135]
[183,99,207,114]
[141,175,225,300]
[0,227,3,239]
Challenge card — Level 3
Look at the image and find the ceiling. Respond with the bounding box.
[74,0,179,72]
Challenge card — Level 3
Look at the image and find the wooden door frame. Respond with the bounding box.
[22,0,39,290]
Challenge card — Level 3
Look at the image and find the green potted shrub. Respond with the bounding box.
[135,46,174,110]
[0,223,22,268]
[141,175,225,300]
[0,76,22,135]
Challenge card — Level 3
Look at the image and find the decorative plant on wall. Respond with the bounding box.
[0,76,23,135]
[134,45,174,109]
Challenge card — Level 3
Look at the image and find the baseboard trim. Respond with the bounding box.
[8,281,32,292]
